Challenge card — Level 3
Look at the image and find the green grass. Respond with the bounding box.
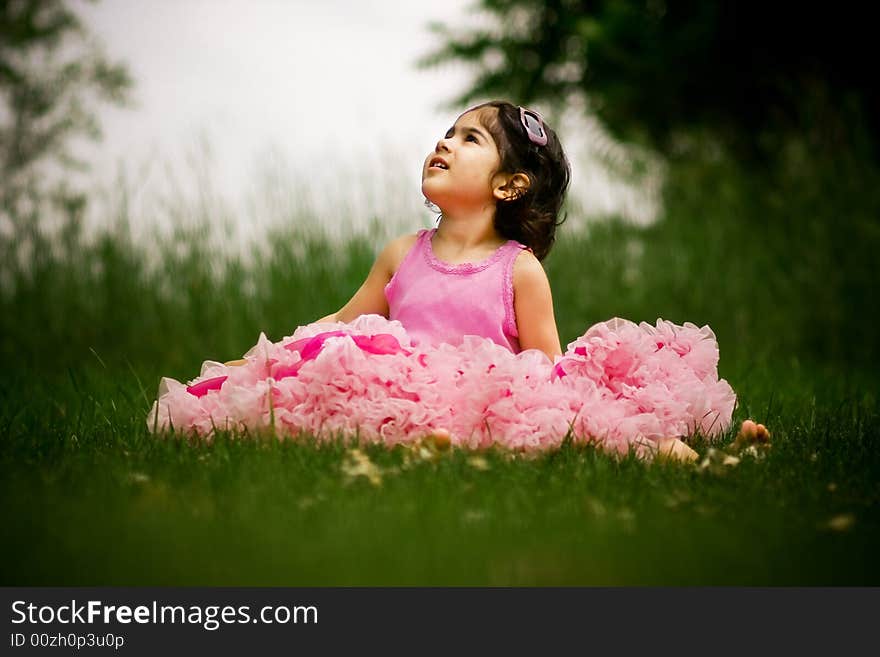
[2,368,877,585]
[1,145,878,585]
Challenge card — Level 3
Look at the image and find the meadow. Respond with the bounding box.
[1,145,878,585]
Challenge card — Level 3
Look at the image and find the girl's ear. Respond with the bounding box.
[493,173,531,202]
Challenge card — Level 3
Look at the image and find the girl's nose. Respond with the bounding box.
[435,137,451,153]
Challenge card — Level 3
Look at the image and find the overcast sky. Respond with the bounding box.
[72,0,659,245]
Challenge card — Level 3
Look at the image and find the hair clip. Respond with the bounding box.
[519,107,548,146]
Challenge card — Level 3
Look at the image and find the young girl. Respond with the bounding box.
[315,101,568,359]
[149,101,738,458]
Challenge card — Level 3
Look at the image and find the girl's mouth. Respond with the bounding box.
[428,157,449,170]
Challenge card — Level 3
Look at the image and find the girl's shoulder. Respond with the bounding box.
[387,231,422,259]
[388,231,422,252]
[512,247,549,289]
[379,232,423,275]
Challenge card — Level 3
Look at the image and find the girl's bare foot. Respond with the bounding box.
[736,419,771,444]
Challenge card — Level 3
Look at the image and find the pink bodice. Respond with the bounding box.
[384,228,528,353]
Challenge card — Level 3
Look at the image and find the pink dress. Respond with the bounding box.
[386,229,525,353]
[148,229,737,455]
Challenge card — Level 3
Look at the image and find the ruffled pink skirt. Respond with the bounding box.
[147,315,736,455]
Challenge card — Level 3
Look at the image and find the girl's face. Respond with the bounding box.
[421,107,504,213]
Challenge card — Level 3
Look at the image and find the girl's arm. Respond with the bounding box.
[226,235,416,367]
[512,251,563,360]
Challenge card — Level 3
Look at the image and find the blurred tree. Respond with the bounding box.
[419,0,878,163]
[0,0,132,236]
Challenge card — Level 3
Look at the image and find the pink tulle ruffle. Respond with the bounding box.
[147,314,736,455]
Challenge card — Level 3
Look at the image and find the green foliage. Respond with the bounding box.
[420,0,878,163]
[0,0,133,237]
[0,219,375,379]
[549,139,880,372]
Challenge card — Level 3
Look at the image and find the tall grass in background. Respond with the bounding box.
[3,137,875,393]
[1,139,878,584]
[551,142,880,406]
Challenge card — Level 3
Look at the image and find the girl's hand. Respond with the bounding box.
[656,437,699,462]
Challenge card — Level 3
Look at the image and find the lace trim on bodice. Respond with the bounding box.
[422,228,515,275]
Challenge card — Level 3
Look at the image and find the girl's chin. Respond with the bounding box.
[420,185,443,206]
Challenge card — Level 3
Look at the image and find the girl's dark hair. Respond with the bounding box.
[473,100,571,261]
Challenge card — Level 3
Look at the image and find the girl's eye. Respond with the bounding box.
[466,134,478,142]
[444,129,454,139]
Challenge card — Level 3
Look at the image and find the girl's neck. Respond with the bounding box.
[434,209,504,250]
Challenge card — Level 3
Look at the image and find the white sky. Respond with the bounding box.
[71,0,660,249]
